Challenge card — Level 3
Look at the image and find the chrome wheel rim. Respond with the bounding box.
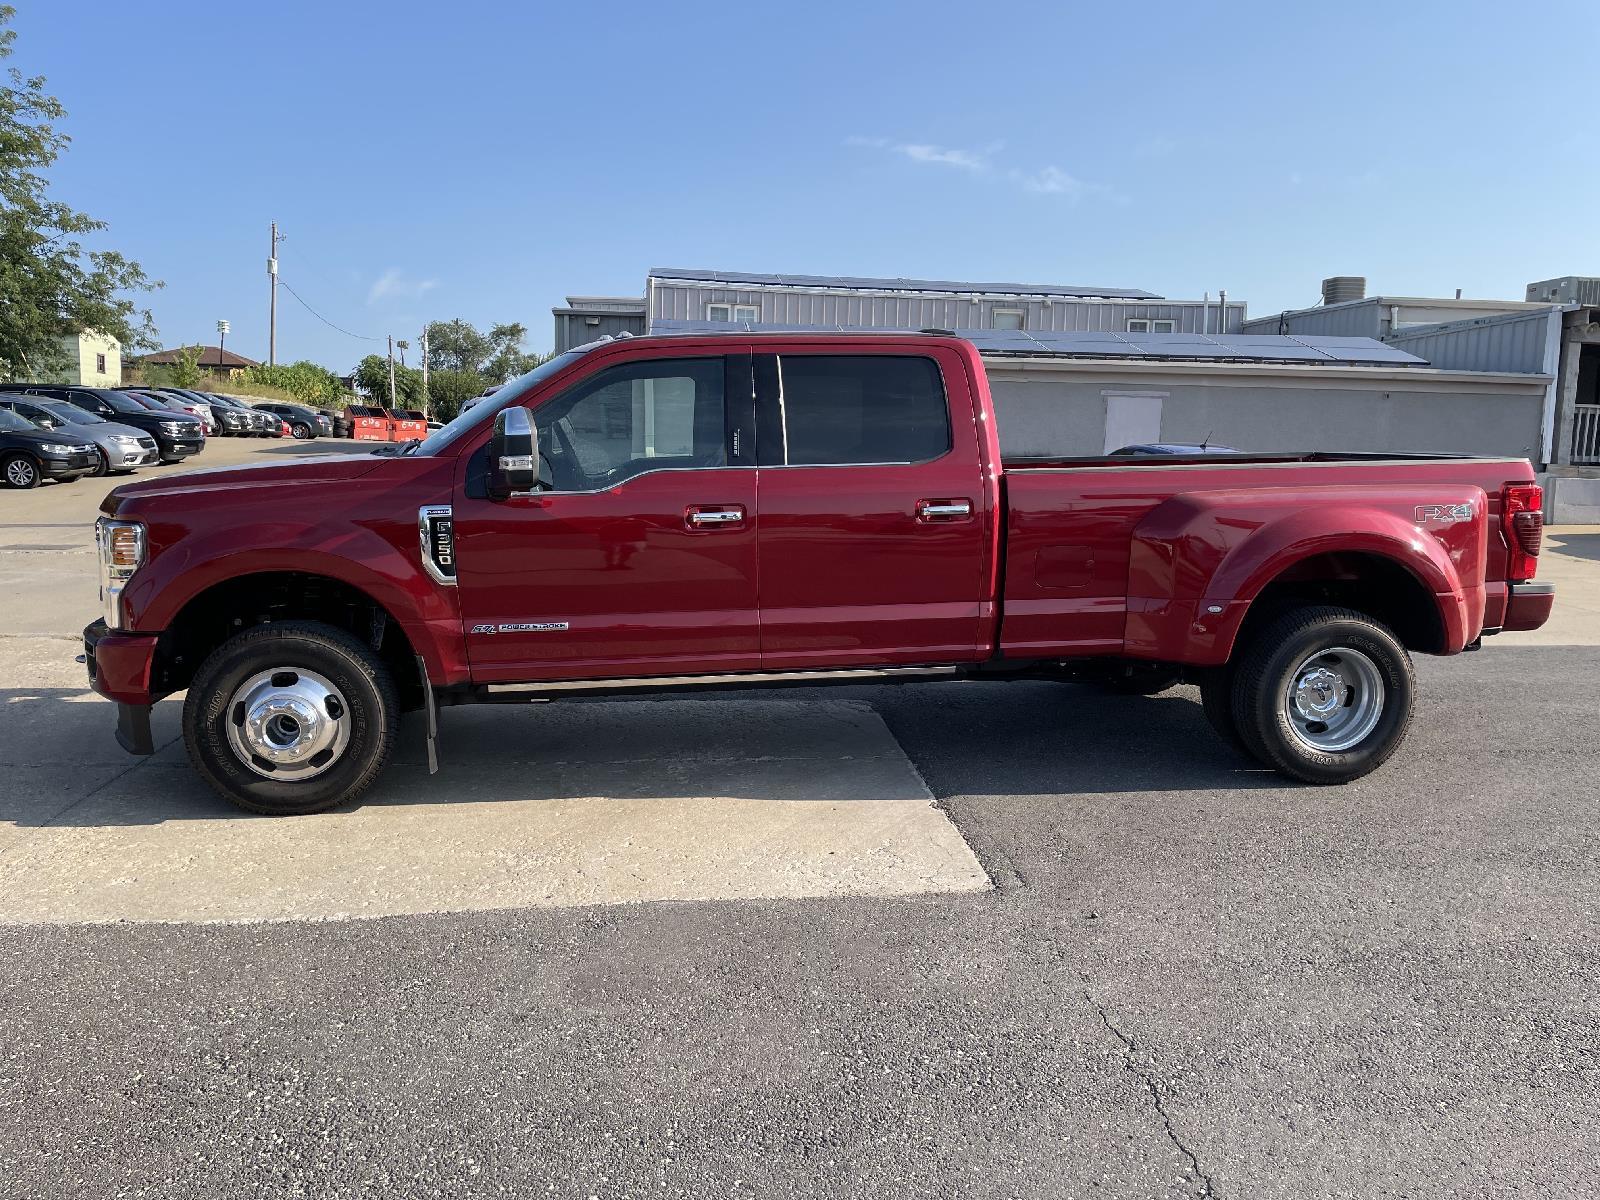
[6,459,35,486]
[1284,646,1384,752]
[225,667,352,781]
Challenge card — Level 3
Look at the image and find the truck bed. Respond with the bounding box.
[996,453,1537,665]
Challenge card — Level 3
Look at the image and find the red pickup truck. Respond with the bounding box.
[84,333,1554,814]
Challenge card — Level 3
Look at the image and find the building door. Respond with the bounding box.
[753,349,991,669]
[453,352,761,683]
[1102,390,1165,453]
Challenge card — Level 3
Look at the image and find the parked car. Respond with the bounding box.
[0,404,97,488]
[194,393,252,437]
[198,393,268,437]
[251,401,331,439]
[0,396,158,475]
[1111,442,1242,456]
[0,385,207,464]
[132,388,218,436]
[81,332,1554,815]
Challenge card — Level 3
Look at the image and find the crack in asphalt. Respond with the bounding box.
[1087,989,1217,1198]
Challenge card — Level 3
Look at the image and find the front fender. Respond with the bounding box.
[1124,485,1486,664]
[124,523,466,686]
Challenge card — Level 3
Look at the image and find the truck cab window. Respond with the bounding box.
[773,355,950,466]
[534,357,726,491]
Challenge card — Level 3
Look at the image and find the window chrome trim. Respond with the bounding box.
[509,463,756,498]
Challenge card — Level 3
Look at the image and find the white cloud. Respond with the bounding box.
[898,143,988,172]
[367,268,438,305]
[1010,165,1086,196]
[847,136,1103,199]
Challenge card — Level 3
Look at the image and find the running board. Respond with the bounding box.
[479,665,964,702]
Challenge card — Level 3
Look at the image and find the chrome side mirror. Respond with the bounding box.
[490,406,537,496]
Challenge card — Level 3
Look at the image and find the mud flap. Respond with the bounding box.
[115,703,155,756]
[418,655,439,775]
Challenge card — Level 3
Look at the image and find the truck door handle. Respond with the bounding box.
[916,499,973,522]
[686,505,745,528]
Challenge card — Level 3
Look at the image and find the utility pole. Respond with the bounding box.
[267,222,284,366]
[420,325,430,419]
[216,319,229,375]
[386,334,397,409]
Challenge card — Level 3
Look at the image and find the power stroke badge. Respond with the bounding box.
[471,622,571,635]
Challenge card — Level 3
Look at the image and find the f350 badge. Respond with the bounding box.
[1414,502,1474,525]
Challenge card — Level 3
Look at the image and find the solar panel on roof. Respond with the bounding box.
[648,268,1160,300]
[645,320,1428,367]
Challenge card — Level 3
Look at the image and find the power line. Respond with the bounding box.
[275,277,385,342]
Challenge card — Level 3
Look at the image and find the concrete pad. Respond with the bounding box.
[1494,526,1600,646]
[0,694,989,925]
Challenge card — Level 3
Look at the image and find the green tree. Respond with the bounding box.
[170,344,203,388]
[240,360,345,406]
[0,7,159,378]
[425,368,487,424]
[423,319,491,374]
[354,353,424,410]
[484,321,539,383]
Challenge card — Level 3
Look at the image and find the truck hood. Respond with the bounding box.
[101,451,389,516]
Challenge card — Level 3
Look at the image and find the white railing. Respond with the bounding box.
[1575,404,1600,465]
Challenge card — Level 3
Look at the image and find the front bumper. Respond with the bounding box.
[42,451,96,478]
[83,619,161,755]
[157,436,204,461]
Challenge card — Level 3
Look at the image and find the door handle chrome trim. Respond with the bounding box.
[687,508,744,525]
[916,500,972,519]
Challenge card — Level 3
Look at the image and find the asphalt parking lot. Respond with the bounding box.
[1,440,1597,1198]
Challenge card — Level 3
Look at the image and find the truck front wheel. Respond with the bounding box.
[182,621,399,815]
[1229,606,1414,784]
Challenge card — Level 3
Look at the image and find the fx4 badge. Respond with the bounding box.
[1414,502,1474,525]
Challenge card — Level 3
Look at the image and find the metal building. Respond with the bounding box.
[552,296,647,353]
[649,319,1548,465]
[645,268,1247,336]
[1250,275,1600,521]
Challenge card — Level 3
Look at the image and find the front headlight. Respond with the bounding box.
[109,434,141,445]
[40,442,79,455]
[95,518,146,631]
[160,420,185,435]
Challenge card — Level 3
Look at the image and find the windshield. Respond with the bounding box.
[414,350,588,456]
[40,401,98,424]
[0,408,40,433]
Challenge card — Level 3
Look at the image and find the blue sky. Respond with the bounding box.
[21,0,1599,370]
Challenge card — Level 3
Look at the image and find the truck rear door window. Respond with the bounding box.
[773,355,950,466]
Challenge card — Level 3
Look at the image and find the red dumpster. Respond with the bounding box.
[391,408,428,440]
[344,404,391,442]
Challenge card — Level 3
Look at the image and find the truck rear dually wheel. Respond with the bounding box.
[1229,606,1413,784]
[183,621,399,815]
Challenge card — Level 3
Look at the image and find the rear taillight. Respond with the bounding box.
[1502,482,1543,582]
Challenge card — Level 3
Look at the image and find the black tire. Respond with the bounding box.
[291,422,311,440]
[183,621,400,816]
[92,447,110,476]
[1230,606,1414,785]
[1198,666,1251,756]
[2,453,40,489]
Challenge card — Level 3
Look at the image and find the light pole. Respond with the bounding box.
[216,319,230,375]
